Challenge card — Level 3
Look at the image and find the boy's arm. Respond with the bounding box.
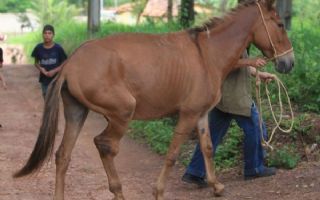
[46,66,61,77]
[34,59,48,76]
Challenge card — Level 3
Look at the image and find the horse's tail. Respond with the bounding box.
[13,74,65,178]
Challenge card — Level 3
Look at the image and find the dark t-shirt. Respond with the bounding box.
[31,43,67,85]
[0,48,3,63]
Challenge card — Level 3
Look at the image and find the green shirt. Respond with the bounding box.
[216,66,252,117]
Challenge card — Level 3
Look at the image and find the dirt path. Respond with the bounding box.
[0,65,319,200]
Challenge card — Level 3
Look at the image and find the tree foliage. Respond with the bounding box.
[0,0,32,12]
[30,0,80,27]
[179,0,195,28]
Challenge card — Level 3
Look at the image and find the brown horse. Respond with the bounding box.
[14,0,294,199]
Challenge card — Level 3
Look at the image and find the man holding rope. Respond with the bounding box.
[181,0,280,187]
[182,50,276,187]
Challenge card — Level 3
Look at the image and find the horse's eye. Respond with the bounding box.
[278,23,284,28]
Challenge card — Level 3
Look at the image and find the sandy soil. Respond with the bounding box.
[0,65,319,200]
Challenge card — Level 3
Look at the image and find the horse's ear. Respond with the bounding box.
[259,0,275,10]
[266,0,275,10]
[269,0,276,9]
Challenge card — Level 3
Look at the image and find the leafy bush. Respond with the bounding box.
[267,145,300,169]
[282,19,320,113]
[30,0,80,27]
[0,0,32,13]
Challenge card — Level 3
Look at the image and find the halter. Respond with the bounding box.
[255,2,293,62]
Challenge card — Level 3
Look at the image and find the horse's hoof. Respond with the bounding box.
[112,194,125,200]
[112,197,125,200]
[152,188,164,200]
[214,182,225,197]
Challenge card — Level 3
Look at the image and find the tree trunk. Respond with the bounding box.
[276,0,292,30]
[220,0,228,13]
[88,0,101,39]
[179,0,194,28]
[167,0,173,22]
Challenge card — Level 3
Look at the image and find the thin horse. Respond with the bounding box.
[14,0,294,199]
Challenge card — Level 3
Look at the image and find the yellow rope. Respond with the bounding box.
[255,70,294,150]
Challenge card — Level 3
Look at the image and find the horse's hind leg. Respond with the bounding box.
[54,88,88,200]
[93,94,135,200]
[94,119,129,200]
[154,112,200,200]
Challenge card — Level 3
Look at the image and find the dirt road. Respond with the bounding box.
[0,65,319,200]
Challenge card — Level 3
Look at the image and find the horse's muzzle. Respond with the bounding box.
[275,51,295,74]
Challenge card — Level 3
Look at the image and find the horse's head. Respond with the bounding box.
[252,0,294,73]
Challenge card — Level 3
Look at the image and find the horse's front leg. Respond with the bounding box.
[153,112,200,200]
[197,113,224,196]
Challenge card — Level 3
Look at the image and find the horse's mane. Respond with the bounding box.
[188,0,261,36]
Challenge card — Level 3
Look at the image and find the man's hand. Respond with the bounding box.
[249,66,276,83]
[258,71,276,83]
[237,57,267,68]
[247,58,267,68]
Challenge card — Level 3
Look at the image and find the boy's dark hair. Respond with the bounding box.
[42,24,55,34]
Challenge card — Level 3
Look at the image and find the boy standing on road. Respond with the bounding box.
[31,24,67,98]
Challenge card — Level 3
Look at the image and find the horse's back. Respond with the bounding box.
[61,32,215,119]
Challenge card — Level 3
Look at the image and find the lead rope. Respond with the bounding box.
[255,71,294,150]
[255,2,294,150]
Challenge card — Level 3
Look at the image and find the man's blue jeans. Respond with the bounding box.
[185,103,267,177]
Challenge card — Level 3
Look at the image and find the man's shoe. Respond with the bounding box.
[182,173,208,188]
[244,167,276,180]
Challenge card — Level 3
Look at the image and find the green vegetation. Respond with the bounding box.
[281,20,320,113]
[104,0,132,7]
[267,145,300,169]
[0,0,32,13]
[29,0,80,27]
[9,21,180,58]
[130,119,175,155]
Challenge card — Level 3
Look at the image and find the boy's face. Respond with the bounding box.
[43,30,54,43]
